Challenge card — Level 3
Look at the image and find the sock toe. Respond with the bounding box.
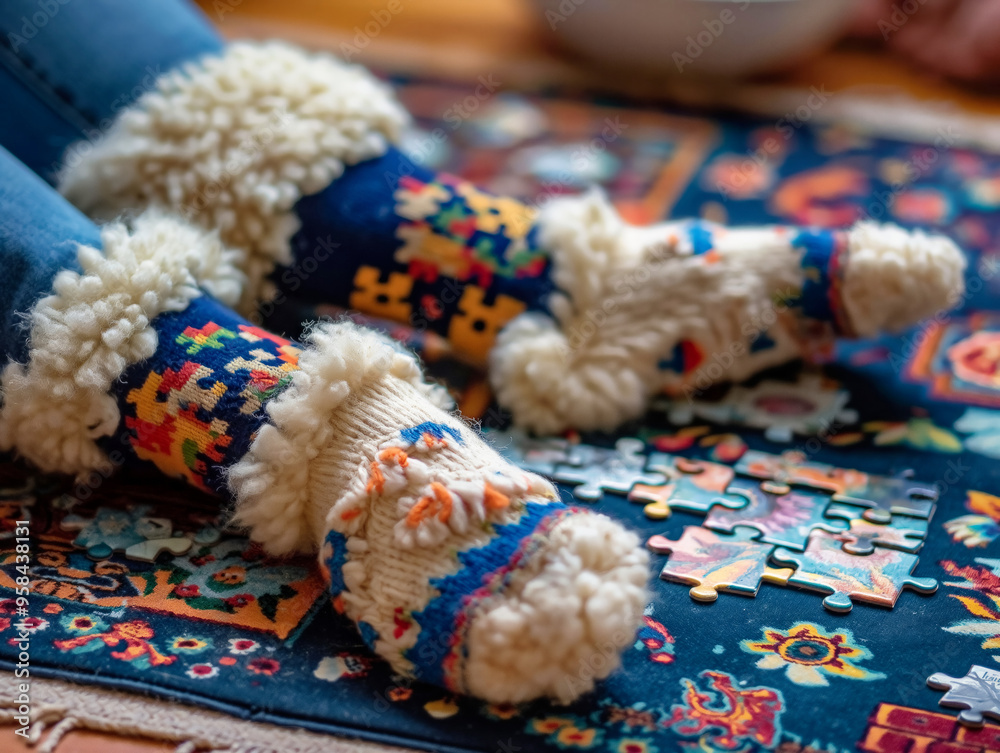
[463,511,649,704]
[843,221,966,337]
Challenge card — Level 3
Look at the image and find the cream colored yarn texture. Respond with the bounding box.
[227,322,649,703]
[228,321,452,556]
[490,191,966,435]
[59,41,409,312]
[0,212,244,478]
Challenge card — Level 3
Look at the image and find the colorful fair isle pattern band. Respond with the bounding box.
[112,295,301,494]
[292,148,855,371]
[291,147,555,367]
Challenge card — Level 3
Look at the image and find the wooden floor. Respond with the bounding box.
[207,0,1000,117]
[7,0,999,750]
[4,727,174,753]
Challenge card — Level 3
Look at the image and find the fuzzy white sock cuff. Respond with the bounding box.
[0,213,244,477]
[58,41,410,313]
[228,321,453,556]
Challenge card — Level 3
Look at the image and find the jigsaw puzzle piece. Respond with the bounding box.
[703,478,845,551]
[928,665,1000,727]
[489,428,572,476]
[824,502,929,555]
[735,450,937,524]
[73,506,152,558]
[124,536,194,562]
[660,457,746,513]
[646,526,793,602]
[735,450,862,493]
[832,472,938,524]
[71,505,180,561]
[628,483,676,520]
[771,531,938,613]
[554,438,666,500]
[671,460,742,516]
[629,456,748,519]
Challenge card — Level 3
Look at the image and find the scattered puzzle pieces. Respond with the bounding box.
[124,535,194,562]
[492,429,572,475]
[928,665,1000,727]
[703,478,846,550]
[492,433,942,613]
[824,502,929,555]
[771,531,938,612]
[735,450,937,524]
[833,473,937,524]
[630,456,747,519]
[64,505,187,561]
[647,526,792,602]
[554,438,666,500]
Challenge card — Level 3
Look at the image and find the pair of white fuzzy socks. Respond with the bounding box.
[0,40,967,704]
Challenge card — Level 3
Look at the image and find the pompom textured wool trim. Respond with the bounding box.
[464,511,649,703]
[0,213,244,477]
[58,41,409,313]
[841,221,966,338]
[489,191,966,435]
[228,322,452,556]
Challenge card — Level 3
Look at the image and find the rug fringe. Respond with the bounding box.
[1,672,414,753]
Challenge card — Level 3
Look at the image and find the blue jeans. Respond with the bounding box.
[0,145,99,363]
[0,0,552,368]
[0,0,222,181]
[0,1,221,361]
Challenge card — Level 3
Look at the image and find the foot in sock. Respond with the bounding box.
[58,42,968,435]
[0,211,649,703]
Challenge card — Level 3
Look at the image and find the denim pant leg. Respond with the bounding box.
[0,0,223,181]
[0,145,100,364]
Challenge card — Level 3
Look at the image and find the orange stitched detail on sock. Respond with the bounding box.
[483,483,511,512]
[420,432,447,448]
[379,447,409,466]
[406,497,432,527]
[340,507,362,522]
[406,482,453,528]
[366,459,386,495]
[431,482,453,523]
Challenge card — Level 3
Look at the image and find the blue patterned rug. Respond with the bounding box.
[3,79,1000,753]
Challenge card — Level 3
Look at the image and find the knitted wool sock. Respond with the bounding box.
[0,212,648,703]
[57,41,967,434]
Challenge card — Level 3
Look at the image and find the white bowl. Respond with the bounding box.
[533,0,859,77]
